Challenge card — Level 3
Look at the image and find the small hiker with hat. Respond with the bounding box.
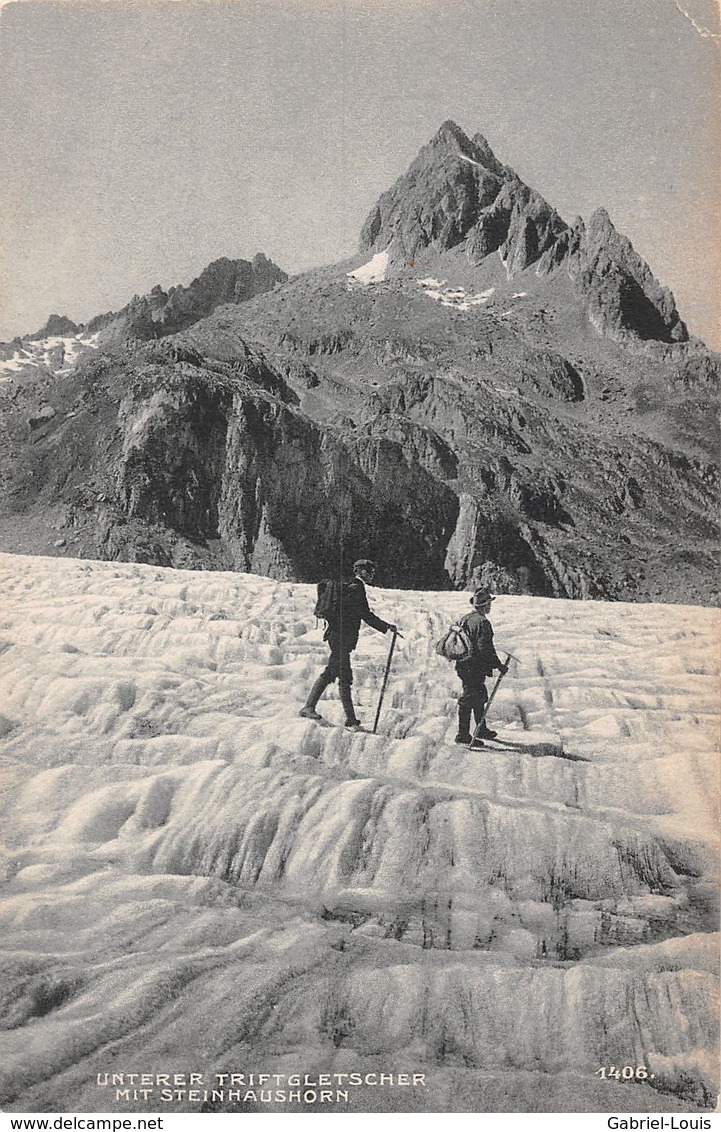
[452,585,508,745]
[300,559,397,732]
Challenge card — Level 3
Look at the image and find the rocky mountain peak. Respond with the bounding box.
[431,118,471,147]
[360,120,566,275]
[401,119,504,188]
[0,125,712,610]
[29,314,80,341]
[587,207,612,236]
[564,208,688,344]
[360,122,689,346]
[83,253,288,342]
[427,120,505,177]
[470,132,507,178]
[360,121,510,260]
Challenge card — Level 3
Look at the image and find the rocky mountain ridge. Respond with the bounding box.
[0,253,287,370]
[360,121,688,346]
[85,252,287,343]
[0,122,717,603]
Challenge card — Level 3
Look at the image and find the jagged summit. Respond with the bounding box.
[360,119,556,263]
[432,118,470,145]
[360,121,687,345]
[83,253,288,342]
[470,131,507,178]
[428,118,468,149]
[426,120,505,177]
[0,123,714,602]
[425,120,509,182]
[360,120,512,260]
[3,254,288,354]
[564,209,687,343]
[28,314,80,341]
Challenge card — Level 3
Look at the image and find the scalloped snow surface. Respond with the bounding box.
[0,554,718,1113]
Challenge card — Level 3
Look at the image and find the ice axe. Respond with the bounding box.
[372,627,401,734]
[469,650,519,750]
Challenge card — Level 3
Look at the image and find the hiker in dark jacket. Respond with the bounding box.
[454,585,507,744]
[300,559,396,731]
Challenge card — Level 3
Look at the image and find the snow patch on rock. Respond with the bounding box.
[0,334,100,381]
[347,250,390,286]
[419,278,495,311]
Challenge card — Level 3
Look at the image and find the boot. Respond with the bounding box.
[475,724,497,739]
[300,673,331,720]
[339,681,360,727]
[473,705,495,739]
[456,703,472,745]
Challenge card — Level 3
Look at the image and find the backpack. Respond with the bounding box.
[435,620,473,662]
[314,579,347,623]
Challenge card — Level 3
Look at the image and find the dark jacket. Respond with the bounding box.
[454,610,503,678]
[324,578,391,651]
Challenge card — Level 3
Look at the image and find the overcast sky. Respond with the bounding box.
[0,0,719,347]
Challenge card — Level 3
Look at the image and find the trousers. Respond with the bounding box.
[457,668,489,735]
[304,642,358,724]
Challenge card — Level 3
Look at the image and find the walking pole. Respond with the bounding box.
[373,628,399,734]
[469,651,516,750]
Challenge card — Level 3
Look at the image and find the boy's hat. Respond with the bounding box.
[470,585,495,604]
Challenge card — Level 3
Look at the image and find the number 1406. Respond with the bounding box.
[596,1066,653,1080]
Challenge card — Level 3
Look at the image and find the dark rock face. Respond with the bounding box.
[359,120,568,275]
[361,121,504,258]
[117,377,230,541]
[0,123,716,604]
[561,210,688,345]
[84,253,287,341]
[29,315,80,340]
[361,121,687,346]
[361,122,506,259]
[0,349,457,588]
[219,400,458,585]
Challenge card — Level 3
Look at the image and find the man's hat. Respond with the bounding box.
[470,585,495,604]
[353,558,376,574]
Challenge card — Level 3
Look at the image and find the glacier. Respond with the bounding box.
[0,552,717,1113]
